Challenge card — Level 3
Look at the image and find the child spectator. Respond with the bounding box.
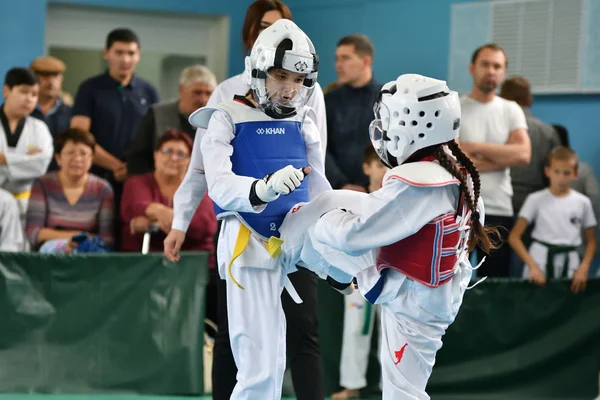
[332,145,386,399]
[509,146,597,292]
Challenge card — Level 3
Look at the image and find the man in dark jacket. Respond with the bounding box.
[126,65,216,175]
[325,34,382,192]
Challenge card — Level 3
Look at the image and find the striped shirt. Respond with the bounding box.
[25,172,114,249]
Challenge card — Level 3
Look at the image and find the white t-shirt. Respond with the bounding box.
[519,188,597,246]
[459,95,527,217]
[206,72,328,155]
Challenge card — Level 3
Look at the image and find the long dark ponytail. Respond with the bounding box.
[432,140,500,253]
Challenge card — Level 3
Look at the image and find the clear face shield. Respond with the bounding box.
[369,100,393,168]
[252,48,318,117]
[263,69,314,115]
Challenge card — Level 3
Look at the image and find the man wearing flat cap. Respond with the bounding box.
[29,56,72,134]
[29,56,72,171]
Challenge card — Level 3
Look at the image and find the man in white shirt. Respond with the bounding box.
[458,43,531,277]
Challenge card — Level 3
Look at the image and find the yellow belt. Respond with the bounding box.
[227,224,284,290]
[13,190,31,200]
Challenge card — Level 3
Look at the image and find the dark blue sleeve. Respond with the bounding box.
[324,92,350,189]
[148,84,160,105]
[63,104,73,119]
[72,79,95,118]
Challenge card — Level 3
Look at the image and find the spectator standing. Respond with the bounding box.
[458,44,531,277]
[70,28,159,215]
[127,65,216,175]
[325,34,381,192]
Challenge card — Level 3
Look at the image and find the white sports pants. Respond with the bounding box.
[217,218,292,400]
[376,261,471,399]
[279,190,473,399]
[339,290,381,390]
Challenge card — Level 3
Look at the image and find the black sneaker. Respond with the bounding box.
[326,276,354,295]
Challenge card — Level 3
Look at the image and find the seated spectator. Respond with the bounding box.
[0,188,26,251]
[120,129,216,259]
[25,128,114,253]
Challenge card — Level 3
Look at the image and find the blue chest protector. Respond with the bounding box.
[194,101,309,239]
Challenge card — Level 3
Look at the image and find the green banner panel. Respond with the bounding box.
[1,252,598,399]
[317,278,600,399]
[0,252,209,396]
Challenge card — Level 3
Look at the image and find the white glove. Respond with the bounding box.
[255,165,306,203]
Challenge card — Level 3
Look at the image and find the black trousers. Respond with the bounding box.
[475,215,515,278]
[205,268,219,327]
[211,269,324,400]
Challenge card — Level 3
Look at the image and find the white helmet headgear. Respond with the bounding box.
[369,74,461,168]
[244,19,318,118]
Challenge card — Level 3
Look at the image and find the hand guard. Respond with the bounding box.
[255,165,306,203]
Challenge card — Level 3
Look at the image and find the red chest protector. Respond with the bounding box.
[375,159,471,288]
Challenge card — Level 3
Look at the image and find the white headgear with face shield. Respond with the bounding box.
[244,19,318,118]
[369,74,461,168]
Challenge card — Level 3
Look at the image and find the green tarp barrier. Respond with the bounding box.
[429,278,600,399]
[317,278,600,399]
[0,252,209,396]
[1,252,599,399]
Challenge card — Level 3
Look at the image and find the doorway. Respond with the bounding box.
[45,4,229,100]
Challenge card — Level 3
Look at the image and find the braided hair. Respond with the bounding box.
[431,140,500,253]
[377,86,499,252]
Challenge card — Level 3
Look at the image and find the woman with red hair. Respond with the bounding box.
[120,129,216,257]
